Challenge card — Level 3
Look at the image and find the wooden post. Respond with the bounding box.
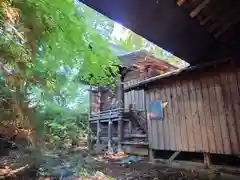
[96,120,100,144]
[116,80,124,152]
[88,86,93,150]
[204,152,211,168]
[108,118,113,152]
[87,121,93,151]
[149,149,154,164]
[129,104,133,112]
[118,118,124,152]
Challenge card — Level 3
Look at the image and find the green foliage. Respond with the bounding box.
[78,2,115,41]
[0,0,185,151]
[43,108,88,147]
[0,0,119,149]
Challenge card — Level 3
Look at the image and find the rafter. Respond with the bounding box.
[176,0,186,6]
[190,0,211,18]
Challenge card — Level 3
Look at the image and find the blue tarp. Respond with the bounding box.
[118,155,142,164]
[149,100,163,120]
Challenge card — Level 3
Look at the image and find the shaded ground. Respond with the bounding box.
[89,148,240,180]
[95,157,240,180]
[0,138,240,180]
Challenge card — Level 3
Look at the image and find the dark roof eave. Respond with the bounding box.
[78,0,219,65]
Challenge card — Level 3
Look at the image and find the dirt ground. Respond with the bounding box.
[74,140,240,180]
[1,138,240,180]
[93,153,240,180]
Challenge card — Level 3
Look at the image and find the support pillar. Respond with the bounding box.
[108,119,113,153]
[118,118,124,152]
[87,86,93,151]
[96,120,100,144]
[149,149,154,164]
[116,79,124,153]
[87,124,93,151]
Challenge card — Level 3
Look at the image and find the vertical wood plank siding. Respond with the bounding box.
[147,68,240,155]
[124,78,145,111]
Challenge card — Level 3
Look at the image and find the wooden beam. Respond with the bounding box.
[149,149,154,163]
[91,108,123,115]
[129,134,147,138]
[168,151,180,164]
[122,145,148,156]
[199,0,230,26]
[89,112,120,121]
[208,23,219,33]
[190,0,211,18]
[214,17,240,38]
[200,16,211,26]
[121,141,149,145]
[118,118,124,152]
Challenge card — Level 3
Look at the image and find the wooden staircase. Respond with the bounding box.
[120,110,148,147]
[130,111,147,133]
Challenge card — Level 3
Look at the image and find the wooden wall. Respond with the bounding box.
[90,81,144,113]
[90,63,174,113]
[124,76,146,111]
[146,65,240,155]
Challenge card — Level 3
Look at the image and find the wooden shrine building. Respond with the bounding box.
[88,50,177,154]
[83,0,240,165]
